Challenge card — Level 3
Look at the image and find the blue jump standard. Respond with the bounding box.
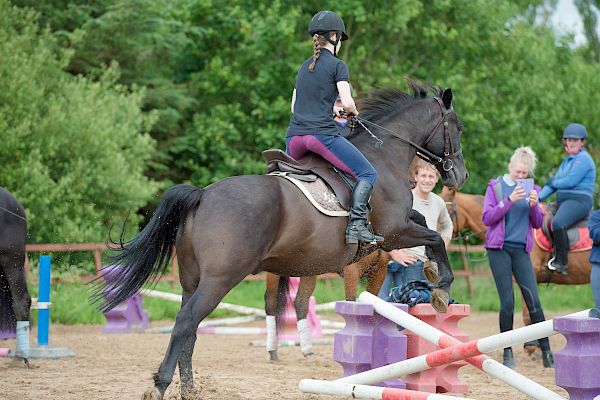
[28,255,75,359]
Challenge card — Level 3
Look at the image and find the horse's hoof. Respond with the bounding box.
[423,261,439,283]
[268,350,279,361]
[302,350,315,357]
[430,289,449,313]
[141,387,162,400]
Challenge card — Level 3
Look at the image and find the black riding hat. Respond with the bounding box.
[308,11,349,41]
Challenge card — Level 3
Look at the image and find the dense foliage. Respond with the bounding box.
[2,0,600,246]
[0,2,158,244]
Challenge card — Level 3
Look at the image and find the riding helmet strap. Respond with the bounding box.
[315,31,341,56]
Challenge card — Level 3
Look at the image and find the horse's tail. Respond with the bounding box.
[275,276,290,334]
[93,184,203,312]
[0,269,16,333]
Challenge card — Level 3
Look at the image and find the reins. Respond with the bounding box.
[351,96,462,172]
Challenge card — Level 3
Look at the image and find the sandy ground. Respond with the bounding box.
[1,311,572,400]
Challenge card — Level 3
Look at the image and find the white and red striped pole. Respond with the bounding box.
[345,292,590,400]
[300,379,475,400]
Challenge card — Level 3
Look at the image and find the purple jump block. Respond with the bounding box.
[553,315,600,400]
[102,293,149,334]
[334,301,408,389]
[101,265,150,334]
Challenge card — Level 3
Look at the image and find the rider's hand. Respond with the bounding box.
[345,106,359,118]
[509,186,525,203]
[333,105,344,117]
[528,189,538,207]
[389,249,418,266]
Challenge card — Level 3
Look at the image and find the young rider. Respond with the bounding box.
[286,11,383,245]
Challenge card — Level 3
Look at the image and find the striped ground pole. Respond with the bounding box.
[343,292,590,400]
[299,379,475,400]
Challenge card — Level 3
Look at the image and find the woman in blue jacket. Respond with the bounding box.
[589,209,600,311]
[539,123,596,275]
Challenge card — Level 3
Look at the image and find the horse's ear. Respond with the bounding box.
[441,88,453,109]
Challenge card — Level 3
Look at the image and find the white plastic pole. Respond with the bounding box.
[140,289,266,316]
[300,379,475,400]
[353,292,589,400]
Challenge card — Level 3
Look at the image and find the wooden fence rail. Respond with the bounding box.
[24,243,490,294]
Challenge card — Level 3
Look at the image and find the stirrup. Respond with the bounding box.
[546,257,556,271]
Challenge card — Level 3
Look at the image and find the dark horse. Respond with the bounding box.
[0,187,31,365]
[95,80,468,399]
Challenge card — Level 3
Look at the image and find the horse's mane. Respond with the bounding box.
[357,78,443,123]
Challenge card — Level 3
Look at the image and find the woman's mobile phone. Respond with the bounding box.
[517,178,534,196]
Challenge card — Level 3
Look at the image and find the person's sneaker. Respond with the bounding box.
[542,350,554,368]
[589,308,600,319]
[503,347,515,369]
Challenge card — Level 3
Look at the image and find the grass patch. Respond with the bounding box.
[25,263,594,325]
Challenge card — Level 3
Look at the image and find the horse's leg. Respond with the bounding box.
[177,294,197,400]
[175,244,202,400]
[408,210,439,283]
[0,250,31,365]
[359,250,391,298]
[295,276,317,356]
[343,261,361,301]
[264,272,280,361]
[144,274,246,400]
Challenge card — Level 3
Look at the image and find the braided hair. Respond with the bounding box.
[308,32,334,72]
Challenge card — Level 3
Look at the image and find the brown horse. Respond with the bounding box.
[94,81,468,399]
[264,249,390,360]
[440,187,486,241]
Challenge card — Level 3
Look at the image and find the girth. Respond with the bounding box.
[263,149,353,210]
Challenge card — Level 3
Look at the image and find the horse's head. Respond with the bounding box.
[420,88,468,190]
[353,80,468,189]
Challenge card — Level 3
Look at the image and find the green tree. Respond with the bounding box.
[0,1,159,245]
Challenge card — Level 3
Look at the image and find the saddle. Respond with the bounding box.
[535,203,592,252]
[263,149,353,210]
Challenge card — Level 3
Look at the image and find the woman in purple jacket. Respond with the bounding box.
[482,147,553,369]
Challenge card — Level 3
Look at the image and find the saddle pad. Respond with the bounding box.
[269,172,349,217]
[534,227,592,253]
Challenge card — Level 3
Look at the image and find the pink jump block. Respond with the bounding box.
[277,277,322,341]
[403,303,470,394]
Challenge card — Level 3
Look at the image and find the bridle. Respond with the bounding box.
[354,96,462,173]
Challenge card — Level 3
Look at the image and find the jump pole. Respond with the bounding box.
[342,292,590,400]
[27,256,75,359]
[299,380,475,400]
[140,289,266,316]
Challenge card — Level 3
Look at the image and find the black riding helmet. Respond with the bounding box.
[308,11,348,56]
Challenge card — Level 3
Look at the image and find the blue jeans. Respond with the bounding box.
[377,260,425,301]
[591,263,600,310]
[286,134,377,185]
[553,192,593,230]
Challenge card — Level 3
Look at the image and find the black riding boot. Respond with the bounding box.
[547,227,569,275]
[345,180,384,244]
